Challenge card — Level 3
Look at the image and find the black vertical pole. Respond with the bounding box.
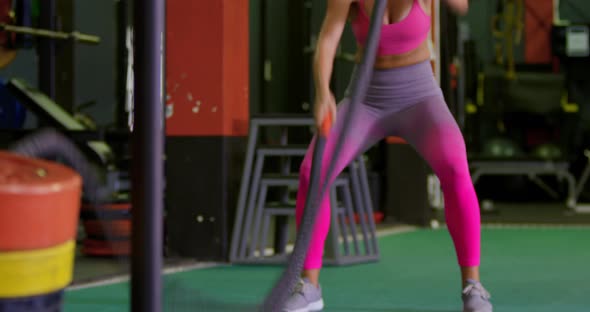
[38,0,75,112]
[260,0,268,112]
[38,0,56,100]
[55,0,75,112]
[131,0,165,311]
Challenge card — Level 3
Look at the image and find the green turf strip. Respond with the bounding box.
[64,228,590,312]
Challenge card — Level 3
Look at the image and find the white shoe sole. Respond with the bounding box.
[285,299,324,312]
[465,309,492,312]
[308,299,324,311]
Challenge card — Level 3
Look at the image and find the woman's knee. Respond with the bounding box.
[435,158,471,187]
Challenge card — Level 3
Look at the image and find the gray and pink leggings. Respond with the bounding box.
[295,60,480,269]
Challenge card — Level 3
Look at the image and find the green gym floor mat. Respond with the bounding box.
[64,227,590,312]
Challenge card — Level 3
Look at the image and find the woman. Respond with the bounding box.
[285,0,493,311]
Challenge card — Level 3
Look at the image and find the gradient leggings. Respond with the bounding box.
[295,60,480,269]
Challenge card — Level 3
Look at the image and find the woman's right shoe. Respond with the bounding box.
[282,278,324,312]
[462,279,493,312]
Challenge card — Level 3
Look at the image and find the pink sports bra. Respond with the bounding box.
[351,0,431,56]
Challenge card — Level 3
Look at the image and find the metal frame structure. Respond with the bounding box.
[470,160,577,209]
[230,115,380,266]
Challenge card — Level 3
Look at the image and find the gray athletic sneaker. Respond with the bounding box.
[462,279,493,312]
[282,278,324,312]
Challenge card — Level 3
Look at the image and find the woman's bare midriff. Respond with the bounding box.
[354,40,431,69]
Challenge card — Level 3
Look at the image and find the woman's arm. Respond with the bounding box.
[314,0,354,99]
[441,0,469,15]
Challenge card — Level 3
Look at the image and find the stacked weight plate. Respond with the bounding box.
[81,200,132,256]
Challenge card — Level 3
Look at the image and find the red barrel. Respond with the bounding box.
[0,151,82,251]
[0,150,81,308]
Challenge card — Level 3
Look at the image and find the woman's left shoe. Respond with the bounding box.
[462,279,493,312]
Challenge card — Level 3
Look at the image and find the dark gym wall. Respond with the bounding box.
[559,1,590,24]
[0,1,117,127]
[74,1,117,127]
[1,51,37,87]
[248,0,358,116]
